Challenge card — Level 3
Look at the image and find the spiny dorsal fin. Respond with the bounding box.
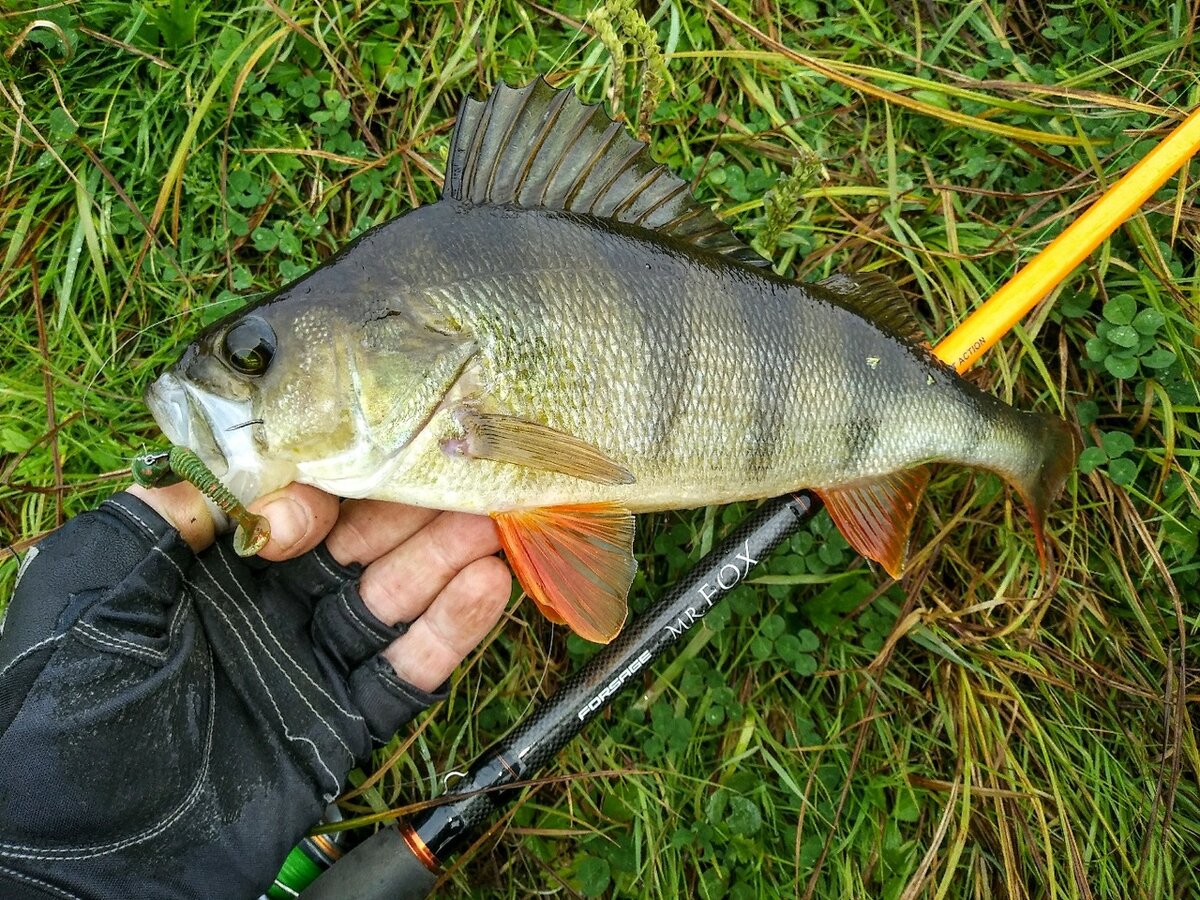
[818,273,929,347]
[445,78,769,267]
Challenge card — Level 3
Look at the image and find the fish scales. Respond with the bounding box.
[146,79,1076,643]
[352,202,972,512]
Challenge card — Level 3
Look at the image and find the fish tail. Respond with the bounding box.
[985,410,1079,566]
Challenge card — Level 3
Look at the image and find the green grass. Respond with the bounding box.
[3,1,1199,897]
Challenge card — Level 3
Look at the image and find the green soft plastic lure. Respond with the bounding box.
[132,447,271,557]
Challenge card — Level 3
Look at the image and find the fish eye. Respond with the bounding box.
[222,317,276,376]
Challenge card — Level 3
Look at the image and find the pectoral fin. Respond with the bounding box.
[815,467,930,579]
[448,409,635,485]
[492,502,635,644]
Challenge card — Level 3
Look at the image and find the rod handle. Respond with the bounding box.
[299,825,437,900]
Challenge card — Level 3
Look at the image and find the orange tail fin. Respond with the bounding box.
[1004,413,1079,566]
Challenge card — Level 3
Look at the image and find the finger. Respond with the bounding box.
[359,512,503,626]
[323,499,440,567]
[248,484,341,561]
[383,555,512,692]
[125,482,217,552]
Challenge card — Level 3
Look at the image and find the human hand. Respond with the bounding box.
[126,480,512,692]
[0,483,511,900]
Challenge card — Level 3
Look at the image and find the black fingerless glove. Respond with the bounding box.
[0,493,445,900]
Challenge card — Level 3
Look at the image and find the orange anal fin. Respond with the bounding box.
[815,467,931,579]
[492,502,635,644]
[527,590,568,626]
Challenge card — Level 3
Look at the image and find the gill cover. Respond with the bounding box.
[348,303,477,454]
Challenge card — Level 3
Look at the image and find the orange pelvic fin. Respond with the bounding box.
[492,502,635,644]
[815,467,931,579]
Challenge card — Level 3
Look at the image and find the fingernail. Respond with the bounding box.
[259,497,309,554]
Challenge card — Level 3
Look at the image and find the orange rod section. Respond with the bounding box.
[934,107,1200,373]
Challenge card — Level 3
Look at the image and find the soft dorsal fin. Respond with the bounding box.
[445,78,769,267]
[818,273,929,346]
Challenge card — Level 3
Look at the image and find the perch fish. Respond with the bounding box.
[145,79,1077,643]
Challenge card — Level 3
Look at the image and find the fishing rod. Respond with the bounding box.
[293,106,1200,899]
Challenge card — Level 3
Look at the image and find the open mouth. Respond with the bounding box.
[144,373,229,476]
[143,373,294,504]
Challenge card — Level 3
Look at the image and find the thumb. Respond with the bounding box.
[124,481,341,560]
[248,484,341,561]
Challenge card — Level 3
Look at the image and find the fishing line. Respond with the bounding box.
[545,0,602,75]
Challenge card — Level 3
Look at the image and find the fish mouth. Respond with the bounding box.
[144,373,280,502]
[145,373,229,476]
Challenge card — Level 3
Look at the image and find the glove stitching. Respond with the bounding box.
[0,863,82,899]
[103,499,163,541]
[11,544,40,598]
[183,550,347,796]
[0,648,216,860]
[154,547,354,779]
[73,622,165,664]
[314,549,347,581]
[379,667,435,704]
[200,595,344,797]
[357,662,445,743]
[74,566,193,663]
[339,584,397,642]
[0,635,64,683]
[209,545,365,725]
